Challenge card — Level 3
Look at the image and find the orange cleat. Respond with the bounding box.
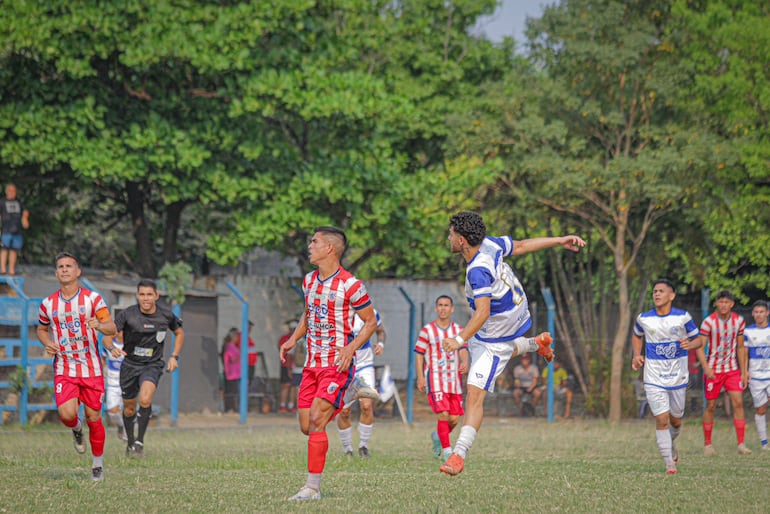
[535,332,554,363]
[439,453,465,476]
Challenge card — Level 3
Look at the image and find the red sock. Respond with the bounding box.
[734,418,746,445]
[86,418,105,457]
[437,420,451,449]
[703,422,714,446]
[59,416,79,429]
[307,431,328,473]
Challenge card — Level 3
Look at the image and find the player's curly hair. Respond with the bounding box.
[449,212,486,246]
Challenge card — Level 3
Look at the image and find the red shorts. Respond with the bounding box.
[704,369,743,400]
[297,366,353,415]
[428,391,464,416]
[54,375,105,411]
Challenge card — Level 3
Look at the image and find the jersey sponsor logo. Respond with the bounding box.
[327,382,339,394]
[758,347,770,359]
[309,321,335,332]
[156,330,167,343]
[59,319,82,331]
[311,304,329,318]
[655,342,678,359]
[133,347,153,357]
[143,323,156,329]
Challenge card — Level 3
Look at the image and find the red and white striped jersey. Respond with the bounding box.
[38,288,110,378]
[414,320,465,395]
[302,267,371,369]
[700,311,745,374]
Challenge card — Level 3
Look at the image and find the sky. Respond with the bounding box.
[472,0,549,44]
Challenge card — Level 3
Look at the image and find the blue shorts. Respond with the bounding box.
[1,233,23,250]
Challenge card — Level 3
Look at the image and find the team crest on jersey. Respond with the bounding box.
[156,330,167,343]
[327,382,340,394]
[79,306,86,315]
[329,292,336,302]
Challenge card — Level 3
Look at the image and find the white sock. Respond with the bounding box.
[305,472,322,491]
[73,419,83,432]
[109,411,125,428]
[669,425,681,442]
[358,422,373,448]
[513,337,537,356]
[92,455,103,468]
[338,426,353,453]
[755,413,767,444]
[656,429,673,465]
[454,426,477,459]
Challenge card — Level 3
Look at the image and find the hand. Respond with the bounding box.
[44,342,59,357]
[442,337,461,353]
[86,318,101,330]
[166,356,179,373]
[373,342,384,356]
[741,371,749,389]
[334,344,356,372]
[703,365,715,380]
[279,339,296,364]
[679,337,692,350]
[631,355,645,371]
[560,235,586,252]
[459,360,468,374]
[110,346,127,359]
[416,375,425,392]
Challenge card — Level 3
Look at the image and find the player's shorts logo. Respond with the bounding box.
[327,382,339,394]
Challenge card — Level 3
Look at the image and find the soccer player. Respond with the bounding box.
[743,300,770,451]
[103,334,128,441]
[631,279,701,475]
[37,252,117,481]
[336,308,386,458]
[696,289,751,455]
[415,295,467,462]
[279,226,379,501]
[439,212,585,476]
[113,278,185,457]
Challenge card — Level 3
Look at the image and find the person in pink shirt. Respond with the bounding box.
[222,328,241,413]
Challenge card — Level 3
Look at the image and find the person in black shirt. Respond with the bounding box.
[111,278,184,457]
[0,183,30,275]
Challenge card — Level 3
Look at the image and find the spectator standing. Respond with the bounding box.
[222,328,241,413]
[696,290,751,455]
[0,183,30,275]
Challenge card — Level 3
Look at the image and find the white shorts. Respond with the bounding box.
[466,338,516,393]
[749,379,770,408]
[344,366,376,409]
[644,385,686,418]
[105,383,123,411]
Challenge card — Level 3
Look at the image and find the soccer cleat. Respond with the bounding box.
[344,450,354,457]
[72,428,86,454]
[439,453,465,476]
[671,445,679,464]
[133,441,144,457]
[359,446,370,459]
[279,406,287,414]
[665,463,677,475]
[288,486,321,501]
[703,445,715,456]
[343,375,380,404]
[91,466,104,482]
[534,332,554,363]
[431,431,442,458]
[737,443,752,455]
[761,443,769,451]
[117,426,128,441]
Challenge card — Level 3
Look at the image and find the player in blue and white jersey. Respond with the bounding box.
[102,335,127,441]
[631,279,701,475]
[744,300,770,450]
[336,309,386,458]
[439,212,585,476]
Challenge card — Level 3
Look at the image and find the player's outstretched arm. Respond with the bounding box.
[512,235,586,256]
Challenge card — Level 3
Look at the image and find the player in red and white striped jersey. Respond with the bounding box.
[695,290,751,455]
[279,227,378,501]
[36,252,117,482]
[415,295,467,462]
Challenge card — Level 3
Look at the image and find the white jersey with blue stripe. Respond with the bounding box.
[745,323,770,381]
[465,236,531,343]
[352,309,382,370]
[633,307,699,390]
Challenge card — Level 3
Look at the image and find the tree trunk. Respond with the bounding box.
[126,181,155,278]
[162,200,186,267]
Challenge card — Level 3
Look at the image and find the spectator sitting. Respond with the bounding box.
[512,353,541,415]
[539,358,573,419]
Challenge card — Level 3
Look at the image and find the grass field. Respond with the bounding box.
[1,416,768,513]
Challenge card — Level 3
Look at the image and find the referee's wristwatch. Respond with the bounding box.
[170,355,180,362]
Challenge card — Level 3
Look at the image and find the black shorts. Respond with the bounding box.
[280,366,291,384]
[120,359,165,399]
